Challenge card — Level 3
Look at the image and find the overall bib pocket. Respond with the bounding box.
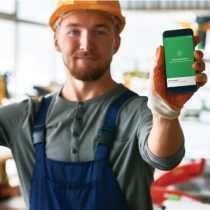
[42,178,98,210]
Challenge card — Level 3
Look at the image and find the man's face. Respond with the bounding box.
[54,12,121,82]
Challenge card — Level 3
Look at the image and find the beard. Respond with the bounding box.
[63,54,112,82]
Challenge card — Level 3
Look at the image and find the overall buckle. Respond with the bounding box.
[98,125,115,147]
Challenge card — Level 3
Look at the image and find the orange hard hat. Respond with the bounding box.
[49,0,125,34]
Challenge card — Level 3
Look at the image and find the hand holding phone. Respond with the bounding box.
[147,33,207,119]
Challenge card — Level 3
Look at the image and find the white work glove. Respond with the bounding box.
[147,36,206,119]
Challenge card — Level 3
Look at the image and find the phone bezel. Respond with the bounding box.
[163,28,198,95]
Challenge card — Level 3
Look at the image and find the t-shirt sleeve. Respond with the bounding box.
[0,98,39,148]
[137,97,185,171]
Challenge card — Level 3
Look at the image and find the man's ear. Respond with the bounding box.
[54,33,61,52]
[113,35,121,55]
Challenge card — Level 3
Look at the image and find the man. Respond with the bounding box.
[0,1,207,210]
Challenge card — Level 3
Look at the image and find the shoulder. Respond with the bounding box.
[128,94,148,107]
[131,95,151,117]
[0,96,47,124]
[121,86,150,114]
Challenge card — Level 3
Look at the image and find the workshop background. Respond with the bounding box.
[0,1,210,210]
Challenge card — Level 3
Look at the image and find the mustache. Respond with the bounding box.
[74,51,98,58]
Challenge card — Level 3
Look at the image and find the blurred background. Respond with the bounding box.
[0,1,210,210]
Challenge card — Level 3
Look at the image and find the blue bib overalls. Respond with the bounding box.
[30,89,137,210]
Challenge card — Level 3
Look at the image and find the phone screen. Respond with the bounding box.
[164,35,196,88]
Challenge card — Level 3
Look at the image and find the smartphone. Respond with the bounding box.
[163,28,198,94]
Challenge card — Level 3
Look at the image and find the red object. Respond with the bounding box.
[151,187,204,205]
[153,158,205,187]
[151,158,205,205]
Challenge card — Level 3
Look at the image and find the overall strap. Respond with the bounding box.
[95,89,138,161]
[33,95,53,160]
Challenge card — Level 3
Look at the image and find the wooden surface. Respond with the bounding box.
[0,153,13,199]
[0,197,26,210]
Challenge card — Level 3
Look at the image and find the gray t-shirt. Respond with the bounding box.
[0,84,185,210]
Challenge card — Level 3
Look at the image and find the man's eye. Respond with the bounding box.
[69,30,78,35]
[97,31,105,35]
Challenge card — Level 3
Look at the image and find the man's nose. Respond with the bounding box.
[80,31,95,51]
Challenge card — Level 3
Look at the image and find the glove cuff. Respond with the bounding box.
[147,82,182,120]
